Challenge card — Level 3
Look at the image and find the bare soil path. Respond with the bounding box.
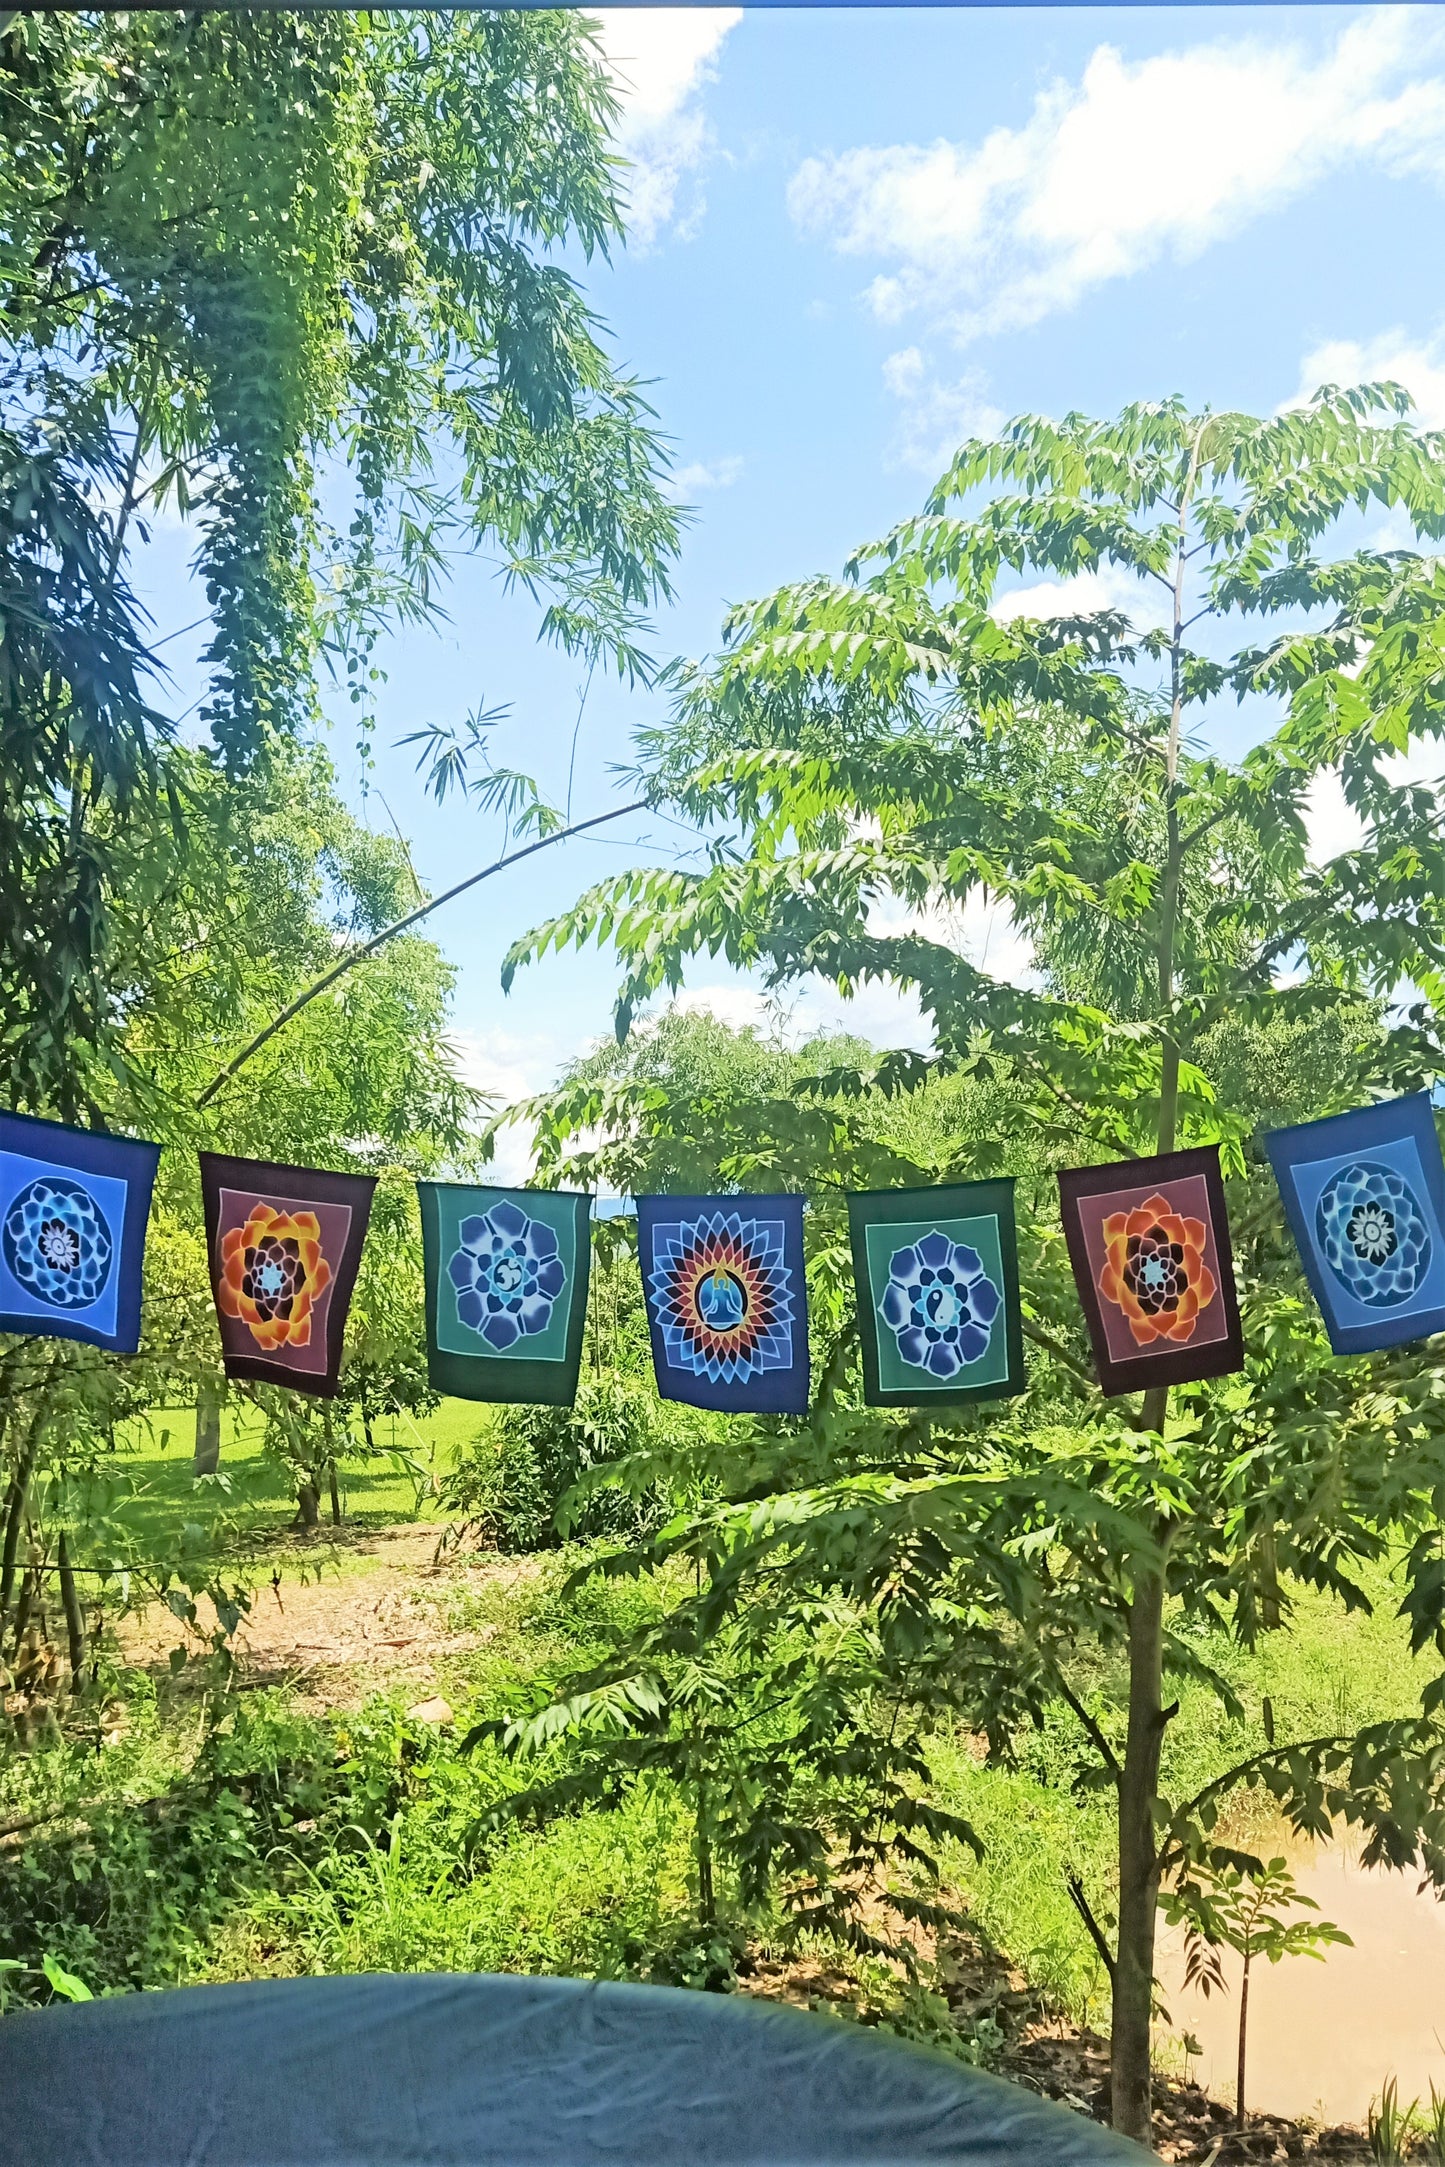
[121,1524,541,1706]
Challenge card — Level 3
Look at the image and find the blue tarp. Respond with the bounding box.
[0,1971,1151,2165]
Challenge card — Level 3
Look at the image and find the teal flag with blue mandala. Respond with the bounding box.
[1264,1094,1445,1356]
[418,1183,591,1404]
[849,1180,1025,1408]
[0,1111,160,1353]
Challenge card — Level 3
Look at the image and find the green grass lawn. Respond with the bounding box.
[94,1396,493,1569]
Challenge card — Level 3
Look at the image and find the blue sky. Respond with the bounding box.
[139,5,1445,1169]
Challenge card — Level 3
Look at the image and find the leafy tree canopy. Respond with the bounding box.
[507,389,1445,2141]
[0,6,681,1112]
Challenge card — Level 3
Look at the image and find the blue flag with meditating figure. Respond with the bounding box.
[1264,1094,1445,1356]
[0,1112,160,1352]
[418,1183,591,1406]
[637,1194,809,1414]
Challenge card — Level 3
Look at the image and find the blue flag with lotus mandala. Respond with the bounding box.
[0,1111,160,1353]
[637,1193,809,1414]
[1264,1094,1445,1357]
[418,1183,592,1405]
[848,1180,1026,1408]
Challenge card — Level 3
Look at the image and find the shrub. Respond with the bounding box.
[442,1374,676,1552]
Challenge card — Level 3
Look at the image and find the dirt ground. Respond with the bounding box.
[120,1523,541,1707]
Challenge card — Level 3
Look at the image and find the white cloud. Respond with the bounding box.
[990,564,1149,625]
[1294,326,1445,427]
[667,887,1038,1058]
[670,454,745,495]
[676,976,937,1053]
[673,985,777,1032]
[789,9,1445,341]
[1304,740,1445,869]
[1303,771,1367,866]
[866,885,1037,995]
[881,348,1004,475]
[593,9,741,247]
[450,1026,563,1185]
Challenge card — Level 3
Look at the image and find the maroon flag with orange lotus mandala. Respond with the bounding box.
[199,1155,377,1397]
[1057,1146,1243,1397]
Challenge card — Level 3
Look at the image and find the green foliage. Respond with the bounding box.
[1168,1855,1348,2000]
[442,1373,677,1553]
[0,6,680,1117]
[0,749,481,1570]
[466,1581,979,1962]
[1368,2077,1421,2164]
[0,1602,697,2005]
[1425,2079,1445,2164]
[1164,1856,1349,2126]
[505,388,1445,2135]
[0,0,684,1624]
[1,8,680,748]
[510,1007,879,1195]
[0,381,171,1119]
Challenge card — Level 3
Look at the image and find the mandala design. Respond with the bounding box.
[649,1211,794,1384]
[878,1229,1001,1380]
[1097,1192,1217,1348]
[1315,1160,1432,1309]
[218,1202,332,1352]
[2,1174,114,1311]
[447,1199,566,1353]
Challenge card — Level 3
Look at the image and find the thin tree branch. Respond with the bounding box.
[1067,1871,1117,1985]
[1055,1671,1123,1784]
[1177,803,1234,857]
[1020,1320,1095,1391]
[194,798,649,1109]
[1157,1731,1354,1878]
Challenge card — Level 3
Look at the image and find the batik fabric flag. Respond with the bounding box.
[637,1193,809,1414]
[418,1183,591,1406]
[1058,1146,1243,1396]
[0,1112,159,1352]
[200,1154,376,1398]
[849,1180,1025,1408]
[1264,1093,1445,1356]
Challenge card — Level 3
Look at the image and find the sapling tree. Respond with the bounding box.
[507,389,1445,2142]
[1164,1854,1350,2129]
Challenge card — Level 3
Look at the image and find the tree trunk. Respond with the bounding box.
[295,1480,320,1530]
[696,1821,715,1928]
[0,1412,44,1625]
[57,1531,85,1691]
[10,1553,39,1660]
[695,1769,715,1928]
[1236,1952,1251,2129]
[193,1378,223,1478]
[328,1462,342,1526]
[1110,1498,1171,2145]
[1257,1523,1282,1633]
[1108,412,1201,2147]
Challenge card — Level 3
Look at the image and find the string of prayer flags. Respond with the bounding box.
[200,1154,376,1398]
[638,1193,809,1413]
[418,1183,591,1405]
[848,1180,1025,1407]
[1058,1146,1243,1397]
[0,1111,159,1353]
[1264,1094,1445,1356]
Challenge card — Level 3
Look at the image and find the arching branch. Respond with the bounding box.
[194,797,649,1110]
